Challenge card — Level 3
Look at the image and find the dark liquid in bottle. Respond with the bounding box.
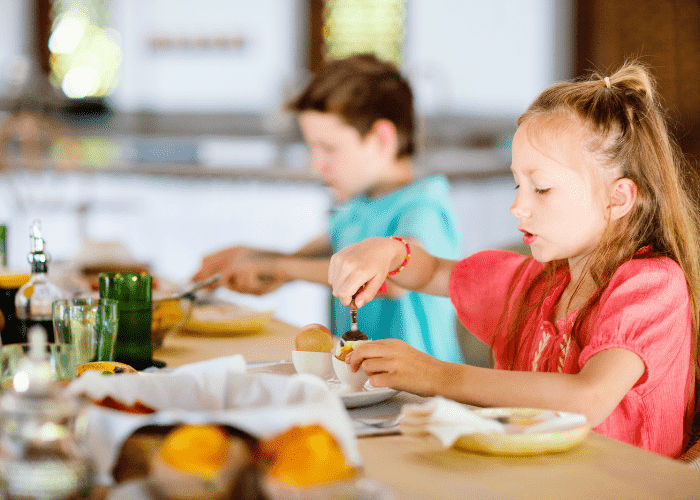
[0,287,22,344]
[18,318,55,343]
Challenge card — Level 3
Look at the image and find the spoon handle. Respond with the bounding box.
[350,298,358,332]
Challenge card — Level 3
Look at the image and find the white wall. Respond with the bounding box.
[404,0,573,115]
[1,0,573,117]
[109,0,571,116]
[108,0,302,113]
[0,0,30,97]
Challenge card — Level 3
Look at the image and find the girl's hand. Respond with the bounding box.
[345,339,443,397]
[328,237,403,307]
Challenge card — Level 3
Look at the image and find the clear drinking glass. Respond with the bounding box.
[52,298,119,365]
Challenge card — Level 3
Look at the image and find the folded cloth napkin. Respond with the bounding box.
[66,356,360,486]
[399,396,587,448]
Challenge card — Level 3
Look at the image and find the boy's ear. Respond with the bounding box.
[608,178,638,220]
[370,119,398,155]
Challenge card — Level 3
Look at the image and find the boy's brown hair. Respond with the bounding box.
[286,53,415,159]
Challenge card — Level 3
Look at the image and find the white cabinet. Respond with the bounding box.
[0,171,517,331]
[0,172,333,328]
[450,176,519,256]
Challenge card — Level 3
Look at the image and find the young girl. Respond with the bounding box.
[328,61,700,458]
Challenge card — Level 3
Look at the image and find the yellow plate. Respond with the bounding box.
[180,304,273,336]
[0,274,30,289]
[452,408,590,456]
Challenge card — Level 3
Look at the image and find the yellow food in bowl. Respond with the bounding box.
[151,298,192,348]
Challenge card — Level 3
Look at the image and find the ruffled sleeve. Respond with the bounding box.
[579,256,692,395]
[449,250,537,346]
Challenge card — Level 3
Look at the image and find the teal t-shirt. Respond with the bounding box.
[329,175,463,363]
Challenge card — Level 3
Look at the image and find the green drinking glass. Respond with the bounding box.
[99,272,153,370]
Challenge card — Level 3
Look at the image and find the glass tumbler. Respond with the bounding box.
[99,272,153,370]
[52,298,118,365]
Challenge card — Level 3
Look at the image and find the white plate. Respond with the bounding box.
[248,361,398,408]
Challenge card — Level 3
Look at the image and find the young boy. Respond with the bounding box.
[193,53,463,363]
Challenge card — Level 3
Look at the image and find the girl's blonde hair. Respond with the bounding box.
[500,61,700,376]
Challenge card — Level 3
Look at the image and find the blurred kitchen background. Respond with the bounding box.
[1,0,699,339]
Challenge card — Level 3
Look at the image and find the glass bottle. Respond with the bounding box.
[15,221,65,343]
[0,326,93,499]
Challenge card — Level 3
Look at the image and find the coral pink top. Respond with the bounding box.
[449,249,694,457]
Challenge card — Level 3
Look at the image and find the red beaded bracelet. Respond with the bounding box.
[387,236,411,276]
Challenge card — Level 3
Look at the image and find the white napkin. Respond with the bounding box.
[66,356,360,486]
[399,397,587,448]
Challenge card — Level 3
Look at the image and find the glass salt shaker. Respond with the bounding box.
[0,326,93,499]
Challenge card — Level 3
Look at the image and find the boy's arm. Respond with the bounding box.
[292,234,333,258]
[254,234,333,288]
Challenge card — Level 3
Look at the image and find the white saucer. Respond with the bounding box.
[248,361,399,408]
[327,379,398,408]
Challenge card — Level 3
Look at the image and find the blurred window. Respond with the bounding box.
[310,0,406,70]
[38,0,122,100]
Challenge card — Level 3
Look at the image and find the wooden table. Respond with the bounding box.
[147,317,700,500]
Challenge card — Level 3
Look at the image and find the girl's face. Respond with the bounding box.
[509,119,613,278]
[299,111,388,202]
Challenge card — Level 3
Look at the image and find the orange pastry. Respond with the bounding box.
[262,424,357,487]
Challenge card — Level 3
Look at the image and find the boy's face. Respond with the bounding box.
[509,119,612,278]
[299,111,388,202]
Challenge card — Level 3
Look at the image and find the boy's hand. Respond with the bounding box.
[193,246,285,295]
[225,252,286,295]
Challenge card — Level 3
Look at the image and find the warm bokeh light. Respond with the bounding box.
[48,3,122,99]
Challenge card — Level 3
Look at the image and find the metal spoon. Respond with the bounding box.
[153,274,221,304]
[341,296,369,344]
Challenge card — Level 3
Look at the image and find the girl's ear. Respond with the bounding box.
[369,119,398,155]
[608,178,638,220]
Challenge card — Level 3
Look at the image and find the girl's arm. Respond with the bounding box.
[329,236,459,307]
[347,340,645,427]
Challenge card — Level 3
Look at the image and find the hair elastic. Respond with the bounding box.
[604,76,611,89]
[387,236,411,276]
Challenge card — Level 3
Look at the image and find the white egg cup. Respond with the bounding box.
[332,355,369,392]
[292,350,334,380]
